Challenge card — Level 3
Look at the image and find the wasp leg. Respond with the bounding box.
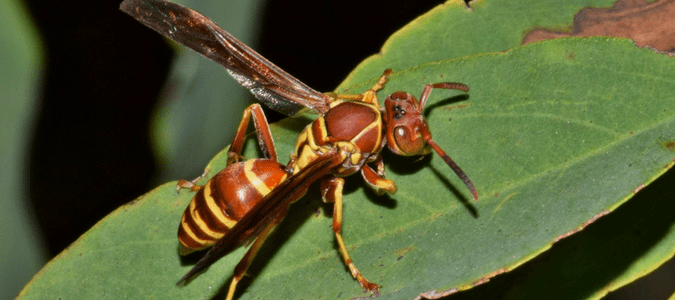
[369,69,393,93]
[176,104,276,193]
[361,164,397,195]
[331,69,392,107]
[321,176,381,294]
[375,154,387,177]
[228,103,277,166]
[418,82,470,108]
[225,217,278,300]
[176,168,209,192]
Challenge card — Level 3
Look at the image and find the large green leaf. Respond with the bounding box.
[18,37,675,299]
[448,159,675,300]
[338,0,618,89]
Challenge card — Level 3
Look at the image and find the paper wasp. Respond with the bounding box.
[120,0,479,299]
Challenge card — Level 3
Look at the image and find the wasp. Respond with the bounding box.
[120,0,479,299]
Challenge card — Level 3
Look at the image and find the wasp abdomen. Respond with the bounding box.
[178,159,287,255]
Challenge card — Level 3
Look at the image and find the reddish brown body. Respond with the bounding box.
[291,100,385,176]
[120,1,479,299]
[178,159,287,254]
[323,102,382,152]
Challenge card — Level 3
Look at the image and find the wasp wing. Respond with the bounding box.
[177,150,344,284]
[119,0,331,116]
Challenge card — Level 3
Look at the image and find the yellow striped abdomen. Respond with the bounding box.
[178,159,287,255]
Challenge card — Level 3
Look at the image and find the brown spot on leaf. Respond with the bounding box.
[414,288,458,300]
[665,141,675,151]
[523,0,675,52]
[554,228,581,242]
[395,246,415,257]
[633,184,645,193]
[554,210,610,242]
[583,210,611,227]
[473,268,507,287]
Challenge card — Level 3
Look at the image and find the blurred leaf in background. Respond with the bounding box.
[0,0,47,298]
[150,0,265,185]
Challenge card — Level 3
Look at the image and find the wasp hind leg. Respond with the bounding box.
[176,104,277,193]
[227,103,277,165]
[225,219,277,300]
[176,168,209,192]
[321,176,381,294]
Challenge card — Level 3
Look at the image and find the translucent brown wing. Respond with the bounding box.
[120,0,331,116]
[177,150,345,284]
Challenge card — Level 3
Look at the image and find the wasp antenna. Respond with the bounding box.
[439,82,470,93]
[425,138,478,201]
[419,82,470,108]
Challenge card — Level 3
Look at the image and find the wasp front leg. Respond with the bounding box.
[330,69,392,107]
[321,176,381,294]
[361,164,397,195]
[360,154,397,195]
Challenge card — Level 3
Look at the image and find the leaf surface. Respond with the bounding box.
[18,37,675,300]
[338,0,618,89]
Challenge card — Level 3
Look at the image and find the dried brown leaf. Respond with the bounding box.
[523,0,675,52]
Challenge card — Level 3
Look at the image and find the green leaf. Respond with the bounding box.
[338,0,618,89]
[0,0,47,299]
[18,37,675,299]
[447,157,675,300]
